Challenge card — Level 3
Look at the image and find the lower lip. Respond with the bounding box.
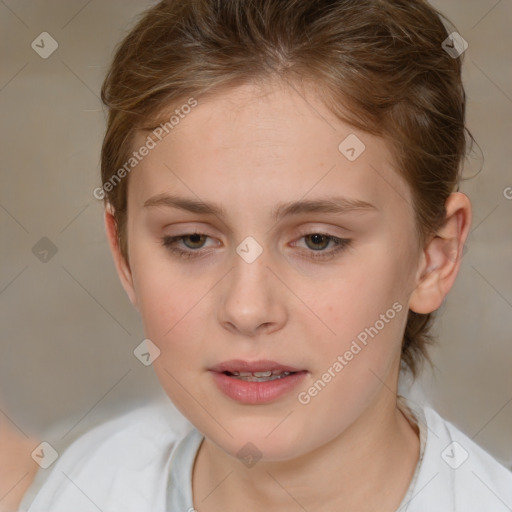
[210,371,307,404]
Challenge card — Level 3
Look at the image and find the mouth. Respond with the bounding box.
[222,369,297,382]
[209,359,308,404]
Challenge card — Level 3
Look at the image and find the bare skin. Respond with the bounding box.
[105,79,472,511]
[0,415,38,512]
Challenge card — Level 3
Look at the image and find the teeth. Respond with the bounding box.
[272,370,289,376]
[226,370,293,382]
[253,371,272,377]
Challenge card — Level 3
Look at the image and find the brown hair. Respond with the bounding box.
[100,0,473,378]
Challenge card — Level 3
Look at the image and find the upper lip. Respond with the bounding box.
[209,359,304,373]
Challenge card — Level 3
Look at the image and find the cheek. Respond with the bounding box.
[131,261,210,405]
[134,272,177,337]
[309,251,409,374]
[321,250,406,322]
[129,244,213,375]
[128,233,192,336]
[295,268,408,428]
[134,269,204,344]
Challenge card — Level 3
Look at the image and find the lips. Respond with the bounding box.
[209,359,308,404]
[209,359,303,374]
[226,370,292,382]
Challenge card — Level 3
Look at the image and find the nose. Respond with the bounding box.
[217,246,288,338]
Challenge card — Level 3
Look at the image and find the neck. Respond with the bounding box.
[192,385,420,512]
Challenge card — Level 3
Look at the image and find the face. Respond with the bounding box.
[115,80,424,460]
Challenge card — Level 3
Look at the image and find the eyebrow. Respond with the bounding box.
[143,193,377,221]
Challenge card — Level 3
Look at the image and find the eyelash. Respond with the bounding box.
[161,231,351,262]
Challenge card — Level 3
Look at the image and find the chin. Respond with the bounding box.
[203,419,311,463]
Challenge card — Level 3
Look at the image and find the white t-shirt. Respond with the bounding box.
[21,397,512,512]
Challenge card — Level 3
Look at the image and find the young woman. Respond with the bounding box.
[23,1,512,510]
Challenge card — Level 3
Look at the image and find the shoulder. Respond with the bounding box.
[23,400,192,512]
[409,404,512,511]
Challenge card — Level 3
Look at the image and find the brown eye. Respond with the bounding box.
[161,233,213,260]
[304,234,331,251]
[293,232,352,262]
[181,233,208,249]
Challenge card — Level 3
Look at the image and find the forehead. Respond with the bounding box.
[127,81,414,224]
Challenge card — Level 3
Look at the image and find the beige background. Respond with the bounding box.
[0,0,511,494]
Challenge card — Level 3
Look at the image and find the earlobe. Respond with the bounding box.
[104,206,138,309]
[408,192,472,315]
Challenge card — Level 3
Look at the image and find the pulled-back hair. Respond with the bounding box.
[100,0,473,378]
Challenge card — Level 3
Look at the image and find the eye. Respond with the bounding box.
[161,233,214,260]
[161,231,351,261]
[292,232,351,261]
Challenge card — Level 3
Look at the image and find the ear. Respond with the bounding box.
[104,205,138,309]
[409,192,472,314]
